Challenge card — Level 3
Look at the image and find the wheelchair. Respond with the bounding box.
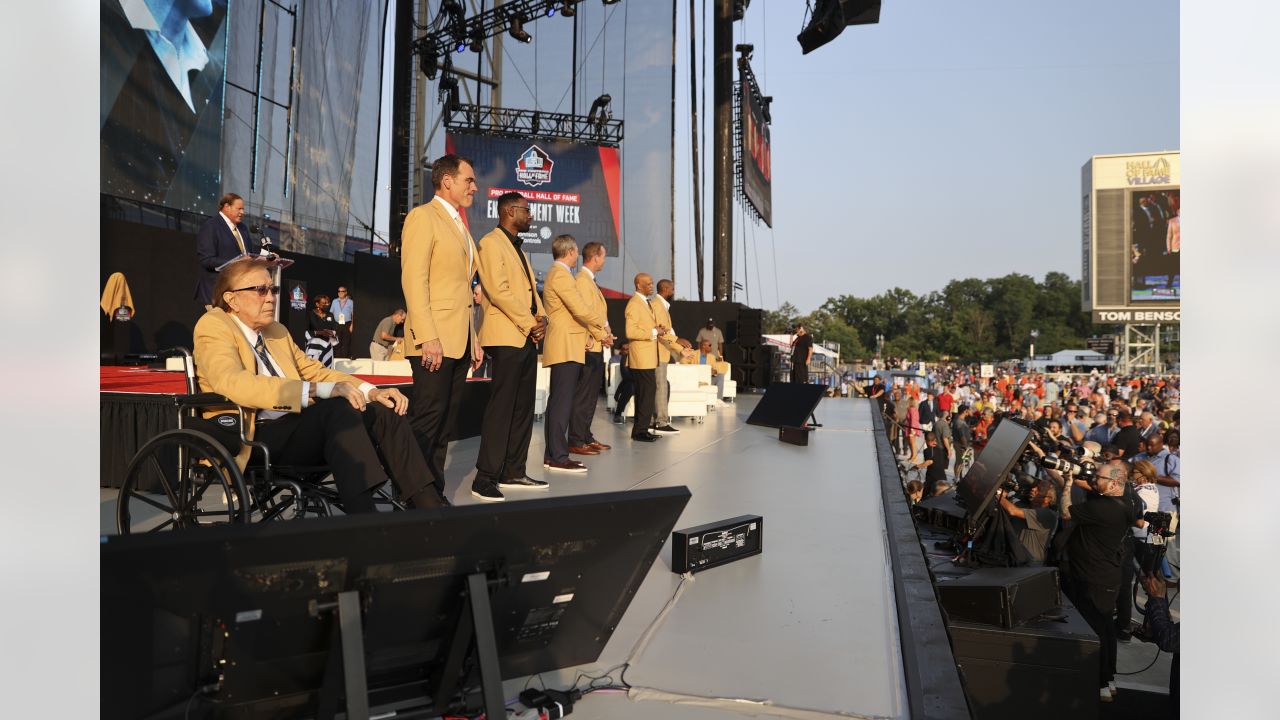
[115,349,404,534]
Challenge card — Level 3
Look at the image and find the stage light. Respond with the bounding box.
[560,1,578,16]
[797,0,881,55]
[736,43,753,61]
[456,41,468,53]
[507,12,532,43]
[602,0,621,6]
[468,29,484,52]
[587,93,612,126]
[439,76,460,110]
[419,47,440,79]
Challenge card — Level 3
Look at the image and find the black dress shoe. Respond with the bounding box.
[470,481,505,502]
[631,432,660,442]
[499,475,550,490]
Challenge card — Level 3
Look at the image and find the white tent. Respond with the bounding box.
[761,334,839,360]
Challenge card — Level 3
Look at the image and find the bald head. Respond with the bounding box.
[634,273,654,295]
[1096,459,1129,496]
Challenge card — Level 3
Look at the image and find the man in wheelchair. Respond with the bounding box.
[194,258,447,512]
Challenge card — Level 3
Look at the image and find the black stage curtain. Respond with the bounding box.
[101,393,179,490]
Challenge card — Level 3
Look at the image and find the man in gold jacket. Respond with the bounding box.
[568,241,616,455]
[194,258,445,512]
[542,235,608,471]
[680,338,730,376]
[624,273,683,442]
[650,278,694,434]
[401,154,483,498]
[470,192,549,501]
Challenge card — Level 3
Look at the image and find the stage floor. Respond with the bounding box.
[100,396,910,719]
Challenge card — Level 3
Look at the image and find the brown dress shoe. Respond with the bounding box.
[587,440,612,451]
[568,445,600,456]
[543,459,589,473]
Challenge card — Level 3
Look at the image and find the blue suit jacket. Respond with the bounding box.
[194,213,250,305]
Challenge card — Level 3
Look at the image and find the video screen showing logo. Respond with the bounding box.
[516,145,555,187]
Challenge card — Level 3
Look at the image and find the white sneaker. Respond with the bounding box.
[1107,680,1117,696]
[1099,687,1113,703]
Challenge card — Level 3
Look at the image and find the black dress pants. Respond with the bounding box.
[475,340,537,484]
[334,325,352,358]
[1064,577,1119,688]
[631,368,656,438]
[409,343,470,494]
[792,360,808,384]
[1115,539,1137,634]
[614,365,634,416]
[254,398,437,512]
[569,351,604,447]
[545,362,582,463]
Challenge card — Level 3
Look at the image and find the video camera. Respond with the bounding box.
[1135,511,1175,576]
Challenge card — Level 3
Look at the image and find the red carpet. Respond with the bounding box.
[100,365,412,394]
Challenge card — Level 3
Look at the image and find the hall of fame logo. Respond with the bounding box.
[515,145,554,187]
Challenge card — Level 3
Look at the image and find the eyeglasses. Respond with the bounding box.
[231,284,281,297]
[511,205,531,213]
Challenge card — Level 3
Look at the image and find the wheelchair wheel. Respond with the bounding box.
[117,429,250,534]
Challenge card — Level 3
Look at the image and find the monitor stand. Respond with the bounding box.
[316,572,506,720]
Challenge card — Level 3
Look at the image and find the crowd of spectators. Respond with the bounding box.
[868,365,1180,708]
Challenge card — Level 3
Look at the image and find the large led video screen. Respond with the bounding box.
[738,73,773,227]
[101,0,229,212]
[446,133,622,257]
[1129,188,1180,302]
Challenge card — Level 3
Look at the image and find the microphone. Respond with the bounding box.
[251,223,274,255]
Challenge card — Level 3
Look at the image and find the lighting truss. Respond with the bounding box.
[412,0,600,66]
[443,102,624,147]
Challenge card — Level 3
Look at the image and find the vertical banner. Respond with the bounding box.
[447,133,622,256]
[100,0,229,212]
[738,70,773,227]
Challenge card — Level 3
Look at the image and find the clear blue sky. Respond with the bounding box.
[672,0,1179,312]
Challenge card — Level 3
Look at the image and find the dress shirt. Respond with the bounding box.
[119,0,209,113]
[332,297,353,325]
[228,314,375,420]
[433,194,473,268]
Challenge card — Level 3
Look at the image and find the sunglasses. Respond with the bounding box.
[231,284,281,297]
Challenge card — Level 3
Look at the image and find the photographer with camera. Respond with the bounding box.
[1116,459,1163,641]
[997,476,1059,563]
[1134,431,1180,583]
[1139,573,1179,718]
[1059,459,1136,702]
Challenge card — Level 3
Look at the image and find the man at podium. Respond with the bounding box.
[194,192,252,307]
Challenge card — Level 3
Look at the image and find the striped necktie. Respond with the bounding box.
[254,334,280,377]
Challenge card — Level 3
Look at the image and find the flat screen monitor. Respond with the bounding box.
[955,419,1032,526]
[101,487,691,719]
[745,383,826,429]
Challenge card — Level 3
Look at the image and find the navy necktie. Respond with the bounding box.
[254,335,280,377]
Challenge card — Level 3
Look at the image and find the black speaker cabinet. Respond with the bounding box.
[937,566,1061,629]
[779,426,812,446]
[949,595,1099,720]
[913,492,966,532]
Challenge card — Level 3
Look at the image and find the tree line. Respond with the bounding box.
[762,271,1100,363]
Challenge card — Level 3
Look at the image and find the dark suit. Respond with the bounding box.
[194,214,250,305]
[918,398,939,428]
